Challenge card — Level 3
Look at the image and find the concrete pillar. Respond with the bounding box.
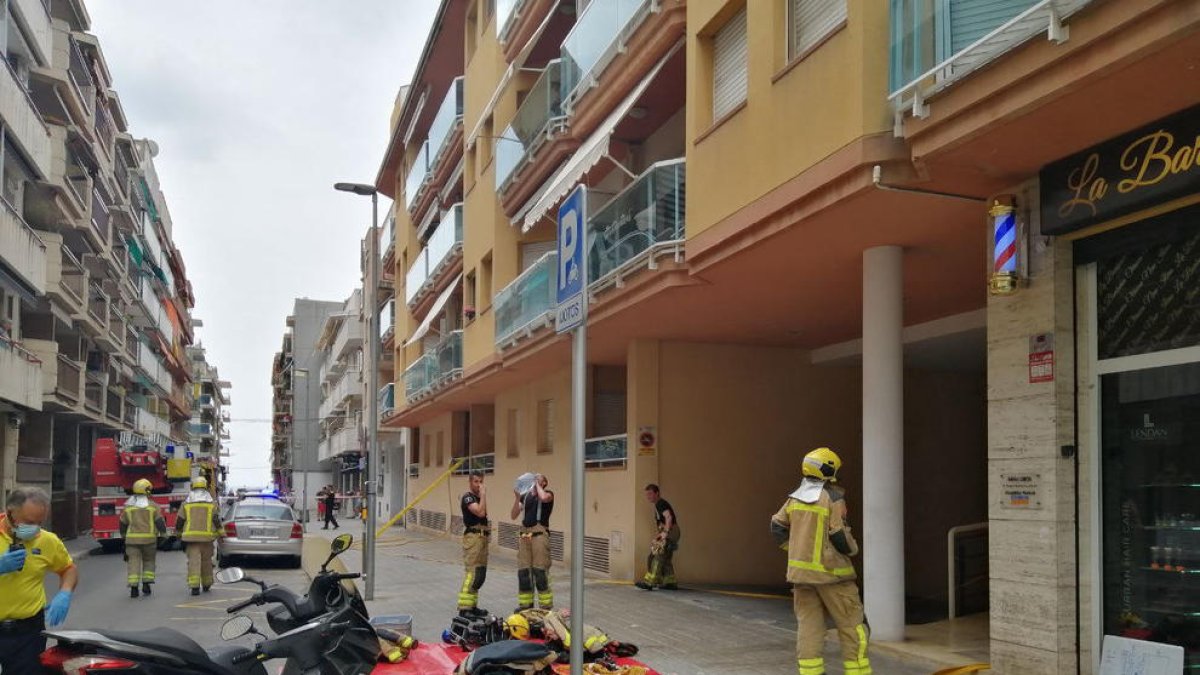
[862,245,905,641]
[625,339,660,581]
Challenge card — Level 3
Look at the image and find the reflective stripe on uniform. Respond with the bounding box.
[797,657,825,675]
[458,570,477,609]
[787,559,855,576]
[182,503,218,538]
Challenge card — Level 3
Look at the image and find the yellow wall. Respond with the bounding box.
[685,0,892,238]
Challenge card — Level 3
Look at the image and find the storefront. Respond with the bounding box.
[1040,103,1200,669]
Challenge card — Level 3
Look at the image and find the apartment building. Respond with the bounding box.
[374,1,1198,671]
[0,0,197,538]
[269,298,340,519]
[316,289,366,497]
[186,341,231,490]
[366,221,408,518]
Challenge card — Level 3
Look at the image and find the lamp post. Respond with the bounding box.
[334,181,379,602]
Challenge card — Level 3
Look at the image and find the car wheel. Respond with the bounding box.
[217,553,231,568]
[289,555,302,569]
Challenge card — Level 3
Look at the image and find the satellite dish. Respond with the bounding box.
[146,139,160,157]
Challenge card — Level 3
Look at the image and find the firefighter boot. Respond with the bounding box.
[130,586,139,598]
[142,582,152,596]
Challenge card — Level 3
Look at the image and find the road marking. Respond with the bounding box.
[175,596,252,610]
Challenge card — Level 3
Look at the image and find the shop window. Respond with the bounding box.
[506,408,520,457]
[787,0,846,61]
[537,399,554,454]
[712,6,748,120]
[1097,226,1200,360]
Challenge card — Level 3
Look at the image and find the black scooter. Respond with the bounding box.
[40,535,382,675]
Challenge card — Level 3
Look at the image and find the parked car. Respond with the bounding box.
[217,496,303,568]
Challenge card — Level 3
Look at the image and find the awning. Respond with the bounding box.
[518,42,680,233]
[404,273,461,348]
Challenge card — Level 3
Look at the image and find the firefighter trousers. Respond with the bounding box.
[517,525,553,609]
[643,526,680,586]
[793,581,871,675]
[186,541,215,589]
[125,541,157,586]
[458,530,489,609]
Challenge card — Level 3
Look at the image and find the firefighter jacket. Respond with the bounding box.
[120,497,165,543]
[770,483,859,585]
[177,501,221,543]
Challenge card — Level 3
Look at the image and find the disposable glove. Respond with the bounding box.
[0,548,26,574]
[47,590,72,627]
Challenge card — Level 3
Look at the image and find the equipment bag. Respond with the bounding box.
[454,640,557,674]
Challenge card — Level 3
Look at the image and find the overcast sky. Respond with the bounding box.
[87,1,439,488]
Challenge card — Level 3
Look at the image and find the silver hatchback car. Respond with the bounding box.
[216,496,303,568]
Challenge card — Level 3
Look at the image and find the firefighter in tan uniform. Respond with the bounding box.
[771,448,871,675]
[176,476,221,596]
[458,472,489,615]
[510,473,554,610]
[120,478,166,598]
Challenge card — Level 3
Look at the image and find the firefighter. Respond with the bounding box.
[176,476,221,596]
[771,447,871,675]
[458,472,489,615]
[510,473,554,611]
[120,478,166,598]
[636,484,680,590]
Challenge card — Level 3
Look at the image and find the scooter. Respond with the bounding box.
[39,536,383,674]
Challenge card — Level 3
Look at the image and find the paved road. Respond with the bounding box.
[51,543,308,652]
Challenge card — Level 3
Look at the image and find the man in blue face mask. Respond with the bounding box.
[0,486,79,672]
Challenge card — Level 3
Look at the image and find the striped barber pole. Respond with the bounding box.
[992,202,1016,274]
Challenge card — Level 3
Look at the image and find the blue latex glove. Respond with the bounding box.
[46,590,71,627]
[0,548,25,574]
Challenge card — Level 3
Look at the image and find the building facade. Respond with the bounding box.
[270,298,340,519]
[371,1,1198,672]
[186,341,230,491]
[0,0,198,538]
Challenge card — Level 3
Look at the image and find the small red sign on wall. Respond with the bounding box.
[1029,333,1055,383]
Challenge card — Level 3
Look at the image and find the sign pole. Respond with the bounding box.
[555,185,588,675]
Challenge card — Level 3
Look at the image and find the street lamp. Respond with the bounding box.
[334,181,379,602]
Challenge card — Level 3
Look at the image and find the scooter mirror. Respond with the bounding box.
[215,568,245,584]
[331,534,353,554]
[221,615,254,641]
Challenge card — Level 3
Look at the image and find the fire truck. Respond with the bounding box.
[91,433,197,552]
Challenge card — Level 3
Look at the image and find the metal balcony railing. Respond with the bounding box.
[494,251,556,349]
[67,37,95,114]
[495,60,564,191]
[585,434,627,468]
[90,188,110,246]
[428,76,464,169]
[588,158,686,288]
[560,0,652,109]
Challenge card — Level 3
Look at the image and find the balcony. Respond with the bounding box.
[427,76,464,171]
[494,251,556,349]
[452,453,496,476]
[403,141,430,214]
[23,340,83,407]
[326,367,363,414]
[90,188,111,250]
[496,0,524,41]
[560,0,654,109]
[0,336,43,410]
[329,424,362,457]
[378,383,395,417]
[137,408,170,440]
[380,300,395,346]
[66,36,95,118]
[588,158,685,291]
[403,330,463,404]
[889,0,1094,119]
[406,204,464,310]
[188,422,214,439]
[136,341,173,395]
[331,313,364,363]
[198,394,215,409]
[585,434,627,469]
[0,198,47,296]
[81,283,110,335]
[495,60,565,192]
[1,53,52,177]
[380,211,396,265]
[40,235,86,311]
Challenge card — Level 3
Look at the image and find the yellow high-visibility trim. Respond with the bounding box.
[856,624,869,662]
[787,503,829,516]
[787,560,855,576]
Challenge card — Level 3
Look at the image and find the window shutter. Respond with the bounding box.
[712,7,748,120]
[537,399,555,454]
[521,240,557,272]
[592,392,626,438]
[790,0,846,58]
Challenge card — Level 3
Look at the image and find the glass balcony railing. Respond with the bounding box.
[403,353,434,401]
[405,248,429,306]
[588,158,685,284]
[495,60,565,191]
[496,0,523,39]
[404,140,430,211]
[435,329,463,384]
[452,453,496,476]
[426,203,464,276]
[428,77,464,167]
[188,422,213,437]
[378,383,395,414]
[585,434,627,468]
[494,251,556,347]
[560,0,649,106]
[380,300,395,342]
[381,211,396,261]
[403,330,464,403]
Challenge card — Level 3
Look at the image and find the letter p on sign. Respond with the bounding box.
[556,185,587,333]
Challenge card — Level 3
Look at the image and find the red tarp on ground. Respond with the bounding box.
[374,642,660,674]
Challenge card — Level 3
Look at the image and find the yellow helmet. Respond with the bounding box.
[132,478,153,495]
[193,476,208,489]
[802,447,841,482]
[504,613,530,640]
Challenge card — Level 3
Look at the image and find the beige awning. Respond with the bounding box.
[404,273,461,347]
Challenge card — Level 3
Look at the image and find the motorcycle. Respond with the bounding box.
[39,535,383,675]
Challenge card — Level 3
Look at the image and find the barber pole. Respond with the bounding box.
[989,200,1019,295]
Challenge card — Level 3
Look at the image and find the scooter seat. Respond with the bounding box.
[92,627,213,666]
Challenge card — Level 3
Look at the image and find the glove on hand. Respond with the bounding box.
[0,548,26,574]
[47,590,72,627]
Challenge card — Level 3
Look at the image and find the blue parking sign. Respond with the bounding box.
[556,185,587,333]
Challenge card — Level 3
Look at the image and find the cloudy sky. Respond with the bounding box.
[87,1,440,488]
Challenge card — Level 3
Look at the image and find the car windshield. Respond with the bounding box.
[234,504,293,521]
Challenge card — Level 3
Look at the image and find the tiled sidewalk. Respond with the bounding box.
[304,524,975,675]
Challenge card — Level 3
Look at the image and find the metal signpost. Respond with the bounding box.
[556,185,587,674]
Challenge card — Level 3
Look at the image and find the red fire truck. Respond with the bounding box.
[91,433,194,552]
